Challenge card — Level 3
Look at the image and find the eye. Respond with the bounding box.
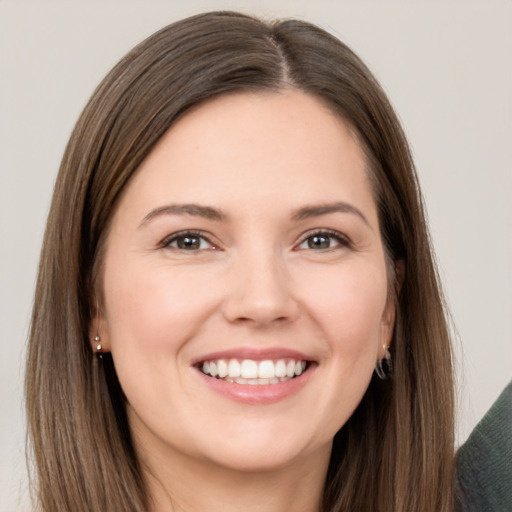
[296,230,350,251]
[162,231,216,251]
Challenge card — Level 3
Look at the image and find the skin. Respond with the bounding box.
[94,89,396,512]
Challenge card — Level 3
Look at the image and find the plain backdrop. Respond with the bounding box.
[1,1,511,510]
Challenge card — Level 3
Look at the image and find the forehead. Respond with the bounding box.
[116,89,378,225]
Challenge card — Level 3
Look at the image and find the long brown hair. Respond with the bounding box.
[26,11,455,511]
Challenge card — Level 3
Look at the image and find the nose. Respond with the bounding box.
[222,249,300,327]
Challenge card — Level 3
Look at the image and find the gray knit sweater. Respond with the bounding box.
[456,380,512,511]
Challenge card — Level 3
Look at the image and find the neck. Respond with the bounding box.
[143,444,330,512]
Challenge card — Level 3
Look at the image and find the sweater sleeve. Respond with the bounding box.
[456,380,512,512]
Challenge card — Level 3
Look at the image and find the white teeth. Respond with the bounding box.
[200,357,309,383]
[240,360,258,379]
[217,359,228,378]
[228,359,240,378]
[226,376,291,384]
[258,360,275,379]
[275,359,287,377]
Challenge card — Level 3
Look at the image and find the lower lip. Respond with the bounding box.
[195,365,316,405]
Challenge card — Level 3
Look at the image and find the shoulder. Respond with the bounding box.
[456,380,512,512]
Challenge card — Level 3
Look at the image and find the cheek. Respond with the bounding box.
[301,263,388,429]
[301,260,389,349]
[101,261,222,428]
[102,259,220,360]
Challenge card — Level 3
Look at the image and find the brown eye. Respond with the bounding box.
[163,231,214,251]
[307,235,332,249]
[297,230,349,251]
[176,235,201,250]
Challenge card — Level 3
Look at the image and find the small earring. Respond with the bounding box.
[375,344,392,380]
[94,335,103,353]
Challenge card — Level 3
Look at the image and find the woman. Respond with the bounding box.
[26,11,457,511]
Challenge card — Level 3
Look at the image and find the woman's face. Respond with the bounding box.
[98,90,395,474]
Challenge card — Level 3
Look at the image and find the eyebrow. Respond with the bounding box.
[139,203,226,227]
[291,202,370,227]
[139,201,370,228]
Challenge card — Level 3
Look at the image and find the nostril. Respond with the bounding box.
[231,314,292,326]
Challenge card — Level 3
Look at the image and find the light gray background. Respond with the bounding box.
[1,1,511,510]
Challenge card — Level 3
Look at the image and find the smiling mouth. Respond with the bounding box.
[197,358,310,385]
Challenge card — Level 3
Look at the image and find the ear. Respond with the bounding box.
[89,303,111,353]
[379,259,404,355]
[379,296,396,355]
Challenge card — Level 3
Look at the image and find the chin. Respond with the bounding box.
[203,444,315,474]
[194,425,330,474]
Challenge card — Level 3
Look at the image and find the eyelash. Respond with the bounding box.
[160,229,351,252]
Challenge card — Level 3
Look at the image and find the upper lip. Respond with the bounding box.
[191,347,314,366]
